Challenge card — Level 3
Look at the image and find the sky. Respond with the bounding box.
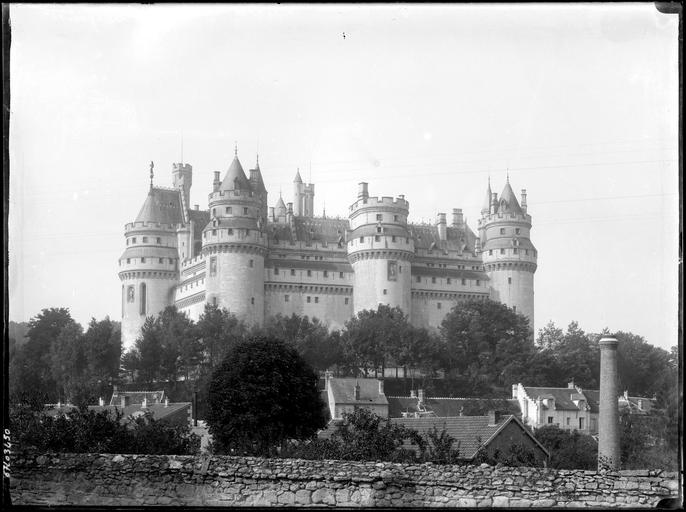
[8,4,680,350]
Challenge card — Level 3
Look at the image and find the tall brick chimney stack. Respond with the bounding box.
[598,336,620,470]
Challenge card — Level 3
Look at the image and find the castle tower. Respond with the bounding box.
[172,162,193,208]
[293,169,304,216]
[203,149,267,326]
[347,183,414,315]
[478,177,537,334]
[119,164,183,349]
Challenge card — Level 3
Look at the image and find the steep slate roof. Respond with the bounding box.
[523,386,592,411]
[390,414,547,460]
[329,378,388,406]
[134,188,184,225]
[110,390,165,406]
[408,224,479,254]
[267,216,349,245]
[220,156,251,191]
[497,181,523,215]
[387,396,521,418]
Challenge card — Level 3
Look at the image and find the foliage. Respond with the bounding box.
[422,425,460,464]
[206,336,327,456]
[473,441,541,467]
[619,409,678,471]
[196,303,249,370]
[9,399,199,455]
[534,425,597,469]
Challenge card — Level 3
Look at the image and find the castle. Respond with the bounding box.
[119,150,537,349]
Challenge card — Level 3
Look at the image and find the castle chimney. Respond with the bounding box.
[194,204,199,211]
[521,189,528,213]
[487,410,497,426]
[418,388,425,403]
[98,397,104,407]
[436,213,447,241]
[452,208,463,226]
[410,389,416,399]
[141,397,147,409]
[213,171,221,192]
[378,379,384,396]
[598,337,621,470]
[512,384,518,399]
[354,382,361,401]
[491,192,498,212]
[358,182,369,200]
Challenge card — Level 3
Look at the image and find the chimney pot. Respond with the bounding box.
[512,384,518,399]
[487,409,497,426]
[358,182,369,200]
[418,388,425,403]
[410,389,417,398]
[568,380,575,389]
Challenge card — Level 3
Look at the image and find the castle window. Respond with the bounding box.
[126,239,129,245]
[548,417,554,424]
[500,228,505,235]
[212,208,216,217]
[291,269,296,276]
[394,215,399,222]
[228,228,233,235]
[126,258,131,264]
[159,258,163,264]
[156,237,161,244]
[307,296,311,303]
[508,277,512,284]
[210,256,217,276]
[340,272,344,278]
[376,226,382,233]
[212,229,217,236]
[516,228,520,234]
[566,417,571,426]
[141,257,146,263]
[226,207,232,214]
[169,258,173,264]
[513,306,516,312]
[243,207,248,215]
[431,277,436,284]
[399,266,402,273]
[315,297,319,303]
[383,289,387,295]
[284,295,289,302]
[461,278,466,285]
[324,271,328,278]
[406,238,409,244]
[375,235,380,242]
[249,259,254,268]
[376,214,382,221]
[212,297,217,305]
[416,276,421,283]
[534,250,537,257]
[489,249,493,255]
[476,280,480,286]
[139,283,146,315]
[127,285,135,303]
[500,249,505,254]
[525,249,529,255]
[274,268,279,275]
[132,238,137,244]
[437,302,442,309]
[307,270,312,277]
[345,298,349,305]
[251,297,255,305]
[579,418,584,430]
[360,237,364,243]
[142,237,148,243]
[447,278,451,284]
[513,248,518,254]
[392,236,396,242]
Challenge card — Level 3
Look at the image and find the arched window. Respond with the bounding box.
[139,283,147,315]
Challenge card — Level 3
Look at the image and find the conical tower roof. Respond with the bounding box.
[498,180,523,214]
[481,178,492,214]
[294,169,303,183]
[275,195,287,211]
[134,188,183,225]
[249,157,267,194]
[220,155,251,191]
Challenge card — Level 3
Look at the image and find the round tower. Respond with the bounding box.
[119,183,181,350]
[347,183,414,315]
[202,150,267,326]
[478,178,537,333]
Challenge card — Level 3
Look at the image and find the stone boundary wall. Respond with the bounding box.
[9,452,681,508]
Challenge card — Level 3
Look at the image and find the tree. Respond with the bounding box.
[196,303,248,370]
[206,336,327,456]
[50,322,86,402]
[134,317,163,383]
[82,317,122,387]
[439,299,533,388]
[534,425,597,469]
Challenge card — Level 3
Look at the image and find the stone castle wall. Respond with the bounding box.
[10,452,679,508]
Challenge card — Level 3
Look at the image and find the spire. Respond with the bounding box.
[220,153,250,191]
[255,153,260,170]
[234,141,238,157]
[294,168,303,183]
[481,176,492,214]
[149,161,154,191]
[499,179,523,214]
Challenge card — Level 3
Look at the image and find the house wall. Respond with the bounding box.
[482,421,547,465]
[11,452,678,507]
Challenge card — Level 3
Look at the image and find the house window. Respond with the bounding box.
[508,277,512,284]
[139,283,146,315]
[314,297,319,303]
[324,271,328,278]
[548,417,554,424]
[291,269,296,276]
[212,297,217,306]
[243,207,248,215]
[447,278,451,284]
[579,417,585,430]
[249,259,254,268]
[142,237,148,243]
[307,270,312,277]
[307,296,311,303]
[226,207,232,214]
[376,214,382,221]
[274,268,279,275]
[345,298,349,305]
[500,228,505,235]
[566,417,571,426]
[437,302,442,309]
[284,295,289,302]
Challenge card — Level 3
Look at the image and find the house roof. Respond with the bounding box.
[220,155,251,191]
[387,396,521,418]
[497,181,523,215]
[522,386,593,411]
[328,378,388,406]
[110,390,166,406]
[134,188,184,225]
[88,403,191,424]
[390,414,548,460]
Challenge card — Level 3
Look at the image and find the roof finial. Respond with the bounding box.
[234,141,238,157]
[506,168,510,183]
[149,160,154,190]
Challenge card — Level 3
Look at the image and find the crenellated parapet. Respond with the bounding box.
[348,249,415,264]
[201,243,269,257]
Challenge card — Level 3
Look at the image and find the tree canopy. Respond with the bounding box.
[206,336,327,456]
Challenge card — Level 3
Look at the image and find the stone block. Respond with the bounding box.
[312,488,335,505]
[295,489,311,505]
[532,499,557,507]
[335,489,350,504]
[277,491,295,504]
[457,498,477,507]
[493,496,510,507]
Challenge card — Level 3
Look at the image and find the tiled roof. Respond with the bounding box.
[387,396,521,418]
[328,378,388,406]
[189,208,211,235]
[390,415,509,460]
[523,386,592,411]
[134,188,183,225]
[408,224,478,254]
[110,390,165,405]
[88,403,191,424]
[583,389,600,413]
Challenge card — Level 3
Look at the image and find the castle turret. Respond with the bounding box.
[172,163,193,208]
[119,166,183,349]
[478,177,537,336]
[347,183,414,315]
[203,150,267,326]
[293,169,304,216]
